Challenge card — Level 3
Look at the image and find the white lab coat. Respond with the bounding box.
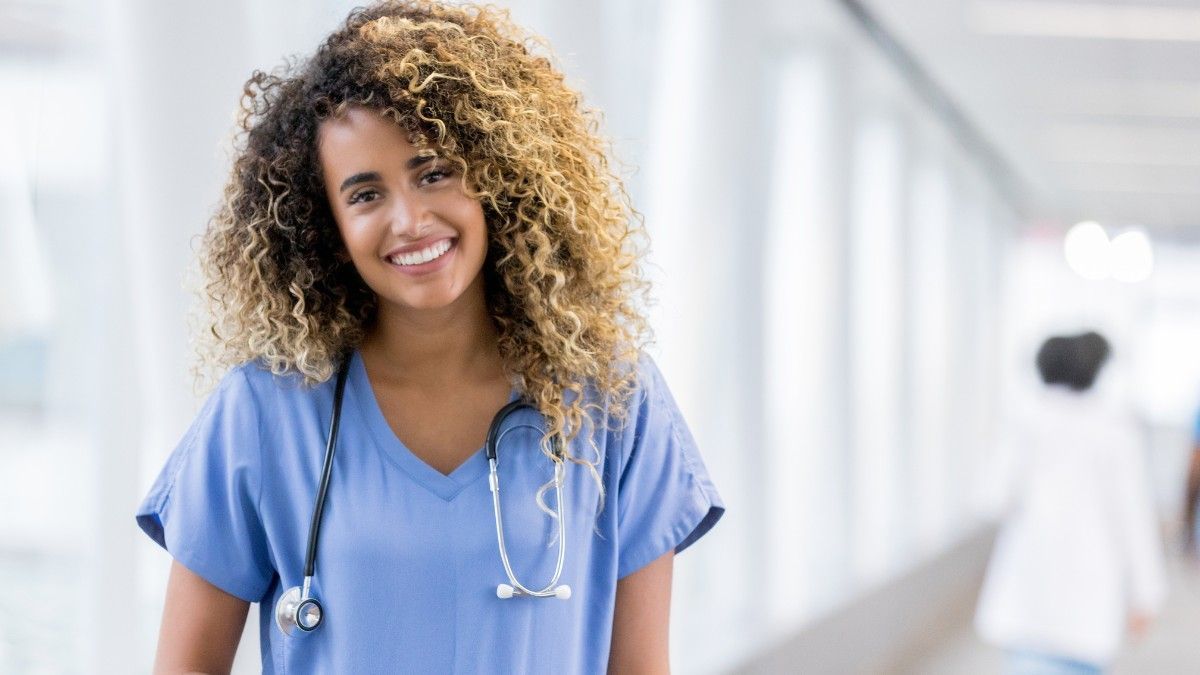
[974,384,1167,665]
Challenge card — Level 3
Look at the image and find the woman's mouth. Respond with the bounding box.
[385,238,457,276]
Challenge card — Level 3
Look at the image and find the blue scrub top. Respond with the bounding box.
[135,347,725,673]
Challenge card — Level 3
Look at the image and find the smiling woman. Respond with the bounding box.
[134,1,725,673]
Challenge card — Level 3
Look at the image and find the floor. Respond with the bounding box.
[907,552,1200,674]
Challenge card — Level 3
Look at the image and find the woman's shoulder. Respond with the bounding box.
[180,357,337,474]
[626,349,678,410]
[573,349,663,411]
[203,355,334,419]
[572,350,689,446]
[229,354,335,391]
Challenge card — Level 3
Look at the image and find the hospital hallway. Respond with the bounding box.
[728,526,1200,674]
[6,0,1200,673]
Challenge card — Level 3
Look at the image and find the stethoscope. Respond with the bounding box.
[274,354,572,636]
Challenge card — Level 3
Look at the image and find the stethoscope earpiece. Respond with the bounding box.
[496,583,572,600]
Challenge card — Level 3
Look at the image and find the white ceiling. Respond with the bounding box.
[866,0,1200,237]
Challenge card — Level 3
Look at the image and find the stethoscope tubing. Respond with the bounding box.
[304,358,349,579]
[489,455,567,597]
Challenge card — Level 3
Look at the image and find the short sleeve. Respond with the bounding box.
[134,365,275,602]
[615,353,725,579]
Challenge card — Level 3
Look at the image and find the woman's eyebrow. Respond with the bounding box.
[339,171,380,193]
[407,154,436,170]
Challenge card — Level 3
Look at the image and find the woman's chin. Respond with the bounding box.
[377,287,467,314]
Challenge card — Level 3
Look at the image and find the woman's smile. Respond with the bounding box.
[385,237,458,276]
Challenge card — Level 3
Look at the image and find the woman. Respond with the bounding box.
[134,2,725,672]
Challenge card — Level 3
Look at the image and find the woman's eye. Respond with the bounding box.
[348,189,379,205]
[419,167,452,186]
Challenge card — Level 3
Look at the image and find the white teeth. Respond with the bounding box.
[389,239,452,266]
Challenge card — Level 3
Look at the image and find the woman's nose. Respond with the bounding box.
[388,195,427,237]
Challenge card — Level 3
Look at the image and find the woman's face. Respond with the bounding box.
[318,105,488,315]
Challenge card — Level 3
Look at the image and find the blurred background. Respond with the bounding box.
[3,0,1200,672]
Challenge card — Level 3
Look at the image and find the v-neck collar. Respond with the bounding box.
[347,347,519,501]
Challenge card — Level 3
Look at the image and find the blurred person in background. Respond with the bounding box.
[131,1,724,672]
[974,331,1166,675]
[1182,401,1200,560]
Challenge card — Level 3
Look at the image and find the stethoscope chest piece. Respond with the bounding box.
[275,585,323,635]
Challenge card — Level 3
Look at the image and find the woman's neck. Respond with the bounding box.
[361,289,506,390]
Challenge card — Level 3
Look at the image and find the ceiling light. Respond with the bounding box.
[1109,230,1154,283]
[1063,221,1111,281]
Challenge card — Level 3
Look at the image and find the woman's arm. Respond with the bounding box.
[608,550,673,674]
[152,559,250,675]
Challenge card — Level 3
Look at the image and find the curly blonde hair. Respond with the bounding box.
[188,0,656,517]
